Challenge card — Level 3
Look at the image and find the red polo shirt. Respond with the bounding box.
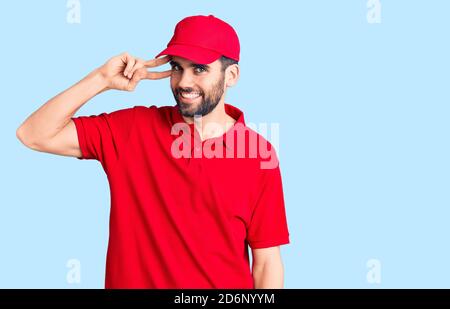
[72,103,290,289]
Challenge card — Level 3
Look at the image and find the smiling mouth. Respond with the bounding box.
[179,92,202,102]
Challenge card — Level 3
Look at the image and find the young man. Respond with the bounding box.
[16,15,290,289]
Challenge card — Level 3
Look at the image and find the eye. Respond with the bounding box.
[171,65,181,71]
[194,67,207,73]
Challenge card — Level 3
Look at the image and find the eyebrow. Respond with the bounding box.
[169,60,210,70]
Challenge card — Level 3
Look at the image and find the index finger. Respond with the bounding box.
[144,55,172,68]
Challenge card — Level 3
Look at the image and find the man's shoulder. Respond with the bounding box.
[130,104,175,116]
[120,104,175,129]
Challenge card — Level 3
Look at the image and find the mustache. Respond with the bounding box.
[177,88,203,95]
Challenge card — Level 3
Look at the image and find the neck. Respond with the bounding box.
[182,101,236,141]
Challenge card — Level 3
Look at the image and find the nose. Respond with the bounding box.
[177,71,197,90]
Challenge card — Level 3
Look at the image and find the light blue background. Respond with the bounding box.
[1,0,449,288]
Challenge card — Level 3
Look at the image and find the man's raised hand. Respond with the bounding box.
[98,52,172,91]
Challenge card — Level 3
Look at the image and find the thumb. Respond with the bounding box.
[127,68,148,91]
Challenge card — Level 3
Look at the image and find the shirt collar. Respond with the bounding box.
[170,103,246,148]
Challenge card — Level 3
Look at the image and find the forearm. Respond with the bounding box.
[252,259,284,289]
[17,69,107,145]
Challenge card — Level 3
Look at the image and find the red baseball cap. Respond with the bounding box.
[155,15,240,65]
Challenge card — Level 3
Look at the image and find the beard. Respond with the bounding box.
[172,75,225,117]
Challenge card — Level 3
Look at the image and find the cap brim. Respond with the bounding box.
[155,44,221,65]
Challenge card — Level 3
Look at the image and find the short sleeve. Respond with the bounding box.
[71,107,136,166]
[247,165,290,249]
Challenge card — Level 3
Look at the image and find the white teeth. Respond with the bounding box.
[181,92,201,99]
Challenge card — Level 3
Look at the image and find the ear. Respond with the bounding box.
[225,64,240,88]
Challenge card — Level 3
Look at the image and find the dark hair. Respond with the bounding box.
[219,55,238,72]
